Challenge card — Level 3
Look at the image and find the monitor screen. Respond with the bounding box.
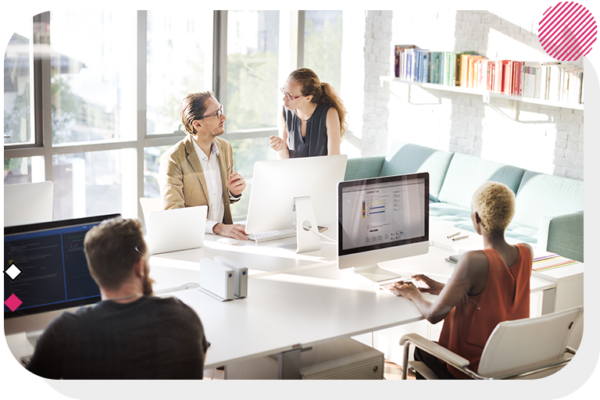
[338,173,429,257]
[4,214,120,319]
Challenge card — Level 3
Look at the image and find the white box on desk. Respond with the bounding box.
[214,256,248,298]
[199,258,234,301]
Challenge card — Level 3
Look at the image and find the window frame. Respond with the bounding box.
[3,10,308,224]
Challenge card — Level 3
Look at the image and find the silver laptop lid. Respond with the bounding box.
[147,206,208,254]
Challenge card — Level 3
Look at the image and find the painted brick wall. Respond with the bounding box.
[359,10,584,180]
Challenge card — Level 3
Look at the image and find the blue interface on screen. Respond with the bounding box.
[4,223,101,313]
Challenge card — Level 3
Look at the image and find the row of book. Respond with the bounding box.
[394,45,584,104]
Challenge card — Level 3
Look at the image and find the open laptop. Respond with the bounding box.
[146,206,208,254]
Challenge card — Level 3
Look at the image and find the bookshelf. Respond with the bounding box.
[380,76,584,111]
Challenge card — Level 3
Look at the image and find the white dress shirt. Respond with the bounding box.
[192,140,239,233]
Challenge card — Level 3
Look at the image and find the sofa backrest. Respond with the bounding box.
[344,156,385,181]
[512,171,584,229]
[379,141,454,202]
[437,153,526,210]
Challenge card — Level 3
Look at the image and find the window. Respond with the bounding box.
[3,20,34,146]
[226,11,280,132]
[4,11,349,226]
[303,11,343,94]
[49,11,137,144]
[146,11,213,134]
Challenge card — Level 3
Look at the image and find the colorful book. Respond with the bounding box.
[421,51,430,83]
[467,55,482,88]
[456,51,476,87]
[394,45,418,78]
[502,60,512,95]
[448,51,457,86]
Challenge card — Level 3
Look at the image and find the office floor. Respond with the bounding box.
[202,360,416,380]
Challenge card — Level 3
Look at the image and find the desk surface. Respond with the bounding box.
[168,289,299,370]
[7,221,574,373]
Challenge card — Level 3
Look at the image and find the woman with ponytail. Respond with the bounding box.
[269,68,347,158]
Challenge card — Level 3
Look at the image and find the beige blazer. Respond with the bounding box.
[158,135,239,225]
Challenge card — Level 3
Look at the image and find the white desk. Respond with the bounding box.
[6,221,582,379]
[168,289,299,370]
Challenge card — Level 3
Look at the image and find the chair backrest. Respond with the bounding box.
[139,197,163,229]
[478,307,583,379]
[4,181,54,226]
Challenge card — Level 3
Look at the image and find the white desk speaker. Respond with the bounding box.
[199,258,234,301]
[214,256,248,298]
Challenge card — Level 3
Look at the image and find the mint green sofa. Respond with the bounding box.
[344,142,584,262]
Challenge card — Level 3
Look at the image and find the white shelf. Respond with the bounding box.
[380,76,584,111]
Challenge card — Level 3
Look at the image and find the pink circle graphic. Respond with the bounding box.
[539,2,597,61]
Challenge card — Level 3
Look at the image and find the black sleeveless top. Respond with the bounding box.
[283,103,330,158]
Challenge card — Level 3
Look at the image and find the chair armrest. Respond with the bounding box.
[537,211,584,262]
[400,333,470,369]
[344,156,385,181]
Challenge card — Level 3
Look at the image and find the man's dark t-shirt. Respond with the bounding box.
[27,296,207,379]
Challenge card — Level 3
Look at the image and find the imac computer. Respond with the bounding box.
[4,181,54,227]
[337,172,429,283]
[246,154,347,252]
[4,214,120,336]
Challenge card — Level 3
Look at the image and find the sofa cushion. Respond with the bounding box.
[512,171,584,230]
[430,203,537,244]
[344,156,385,181]
[437,153,526,210]
[379,141,453,202]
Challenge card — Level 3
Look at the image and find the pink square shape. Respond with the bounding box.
[4,294,23,312]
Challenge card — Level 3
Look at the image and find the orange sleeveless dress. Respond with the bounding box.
[438,243,532,379]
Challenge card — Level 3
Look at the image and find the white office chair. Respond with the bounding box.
[139,197,163,230]
[400,306,583,380]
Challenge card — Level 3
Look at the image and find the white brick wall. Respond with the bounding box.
[358,10,584,180]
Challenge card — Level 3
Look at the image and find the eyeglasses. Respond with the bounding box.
[280,87,304,101]
[198,106,223,120]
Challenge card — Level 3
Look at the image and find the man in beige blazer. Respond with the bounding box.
[159,92,248,240]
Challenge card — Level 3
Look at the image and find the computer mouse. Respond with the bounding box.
[217,238,238,245]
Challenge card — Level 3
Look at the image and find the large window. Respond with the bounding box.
[146,11,213,134]
[3,20,34,146]
[4,11,347,227]
[49,11,137,144]
[226,11,280,131]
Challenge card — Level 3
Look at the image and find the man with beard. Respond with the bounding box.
[27,217,208,379]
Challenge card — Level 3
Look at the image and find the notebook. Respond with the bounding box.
[146,206,208,254]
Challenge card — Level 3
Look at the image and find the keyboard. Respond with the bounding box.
[248,228,297,243]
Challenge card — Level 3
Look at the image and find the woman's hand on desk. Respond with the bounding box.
[213,223,249,240]
[390,281,421,301]
[411,274,445,295]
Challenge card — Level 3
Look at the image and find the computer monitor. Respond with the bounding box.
[4,214,120,335]
[246,154,348,233]
[4,181,54,227]
[337,173,429,282]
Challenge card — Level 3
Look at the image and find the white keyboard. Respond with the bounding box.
[248,228,297,243]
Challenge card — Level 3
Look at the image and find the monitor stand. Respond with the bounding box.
[354,265,403,283]
[278,196,321,254]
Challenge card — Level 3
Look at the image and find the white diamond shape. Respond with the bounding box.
[5,263,22,281]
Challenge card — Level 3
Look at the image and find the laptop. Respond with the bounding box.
[146,206,208,254]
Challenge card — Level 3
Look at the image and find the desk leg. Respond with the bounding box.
[277,348,302,379]
[541,288,556,315]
